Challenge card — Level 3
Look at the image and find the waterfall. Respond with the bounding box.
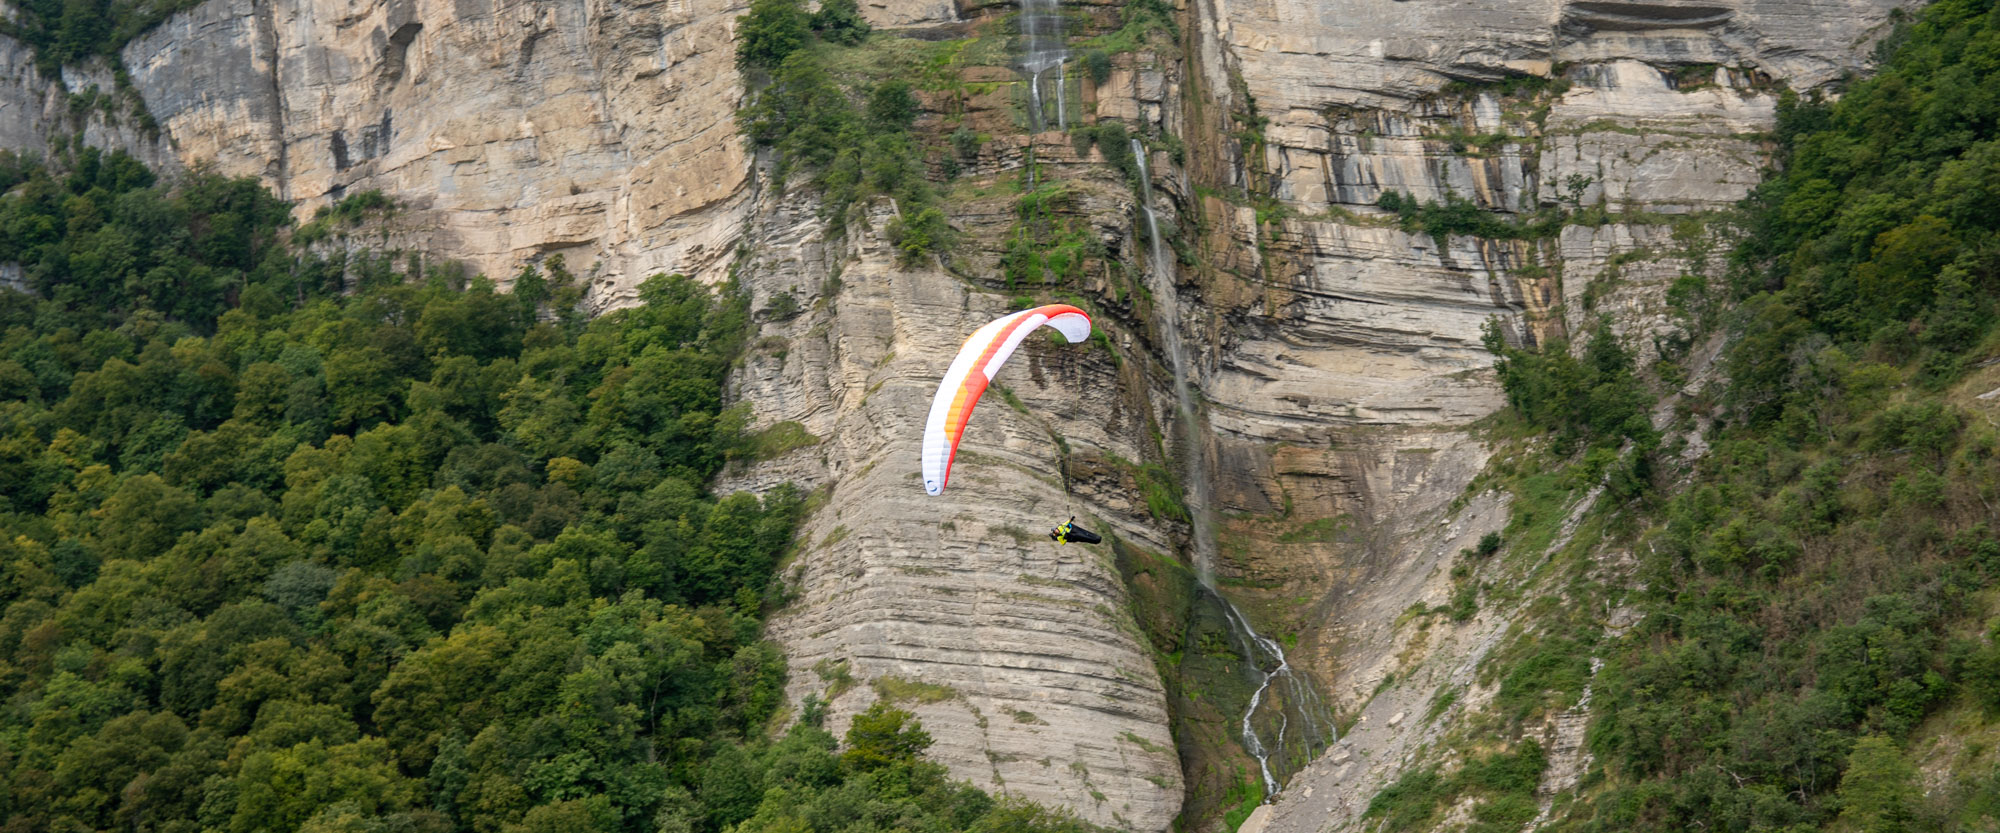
[1054,60,1068,130]
[1132,138,1335,800]
[1029,73,1044,133]
[1019,0,1064,132]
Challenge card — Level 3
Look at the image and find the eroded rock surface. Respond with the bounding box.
[720,194,1186,830]
[112,0,755,295]
[0,37,180,173]
[0,0,1913,827]
[1197,0,1908,830]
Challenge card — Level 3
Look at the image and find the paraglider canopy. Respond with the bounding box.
[921,304,1092,495]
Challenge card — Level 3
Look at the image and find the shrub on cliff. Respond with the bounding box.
[735,7,951,264]
[887,205,953,266]
[811,0,872,46]
[1481,317,1653,453]
[736,0,813,71]
[867,79,919,132]
[1471,2,2000,830]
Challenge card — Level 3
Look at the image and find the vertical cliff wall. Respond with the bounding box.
[0,36,181,174]
[718,190,1188,831]
[108,0,756,303]
[0,0,1914,829]
[1181,1,1911,831]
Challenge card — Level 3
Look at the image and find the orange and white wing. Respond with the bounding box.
[921,304,1092,495]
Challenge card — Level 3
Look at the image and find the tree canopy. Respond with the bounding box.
[0,152,1096,833]
[1471,1,2000,830]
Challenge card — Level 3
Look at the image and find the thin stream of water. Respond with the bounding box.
[1055,59,1067,129]
[1132,138,1333,800]
[1020,0,1064,131]
[1028,72,1044,132]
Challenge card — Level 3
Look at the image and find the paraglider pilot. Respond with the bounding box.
[1049,516,1102,545]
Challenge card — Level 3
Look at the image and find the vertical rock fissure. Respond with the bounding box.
[1133,139,1331,801]
[251,0,289,198]
[1019,0,1063,132]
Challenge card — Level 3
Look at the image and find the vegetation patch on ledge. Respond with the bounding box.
[1396,2,2000,830]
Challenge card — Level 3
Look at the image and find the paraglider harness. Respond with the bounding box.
[1048,516,1102,545]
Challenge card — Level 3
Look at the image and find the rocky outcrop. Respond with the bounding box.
[0,0,1914,827]
[720,189,1187,830]
[1189,0,1909,830]
[113,0,755,298]
[1210,0,1901,116]
[1209,0,1901,227]
[1228,491,1517,833]
[1539,60,1778,214]
[1207,212,1526,434]
[0,36,52,154]
[0,36,179,172]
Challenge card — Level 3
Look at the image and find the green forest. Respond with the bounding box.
[15,0,2000,828]
[2,0,210,72]
[1451,0,2000,830]
[0,147,1097,832]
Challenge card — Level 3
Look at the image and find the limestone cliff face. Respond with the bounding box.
[2,0,1195,822]
[0,0,1911,828]
[709,166,1196,826]
[112,0,754,300]
[0,37,180,174]
[1183,0,1909,830]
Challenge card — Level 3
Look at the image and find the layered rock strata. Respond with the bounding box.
[0,0,1915,828]
[722,190,1186,830]
[1190,0,1909,830]
[111,0,755,299]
